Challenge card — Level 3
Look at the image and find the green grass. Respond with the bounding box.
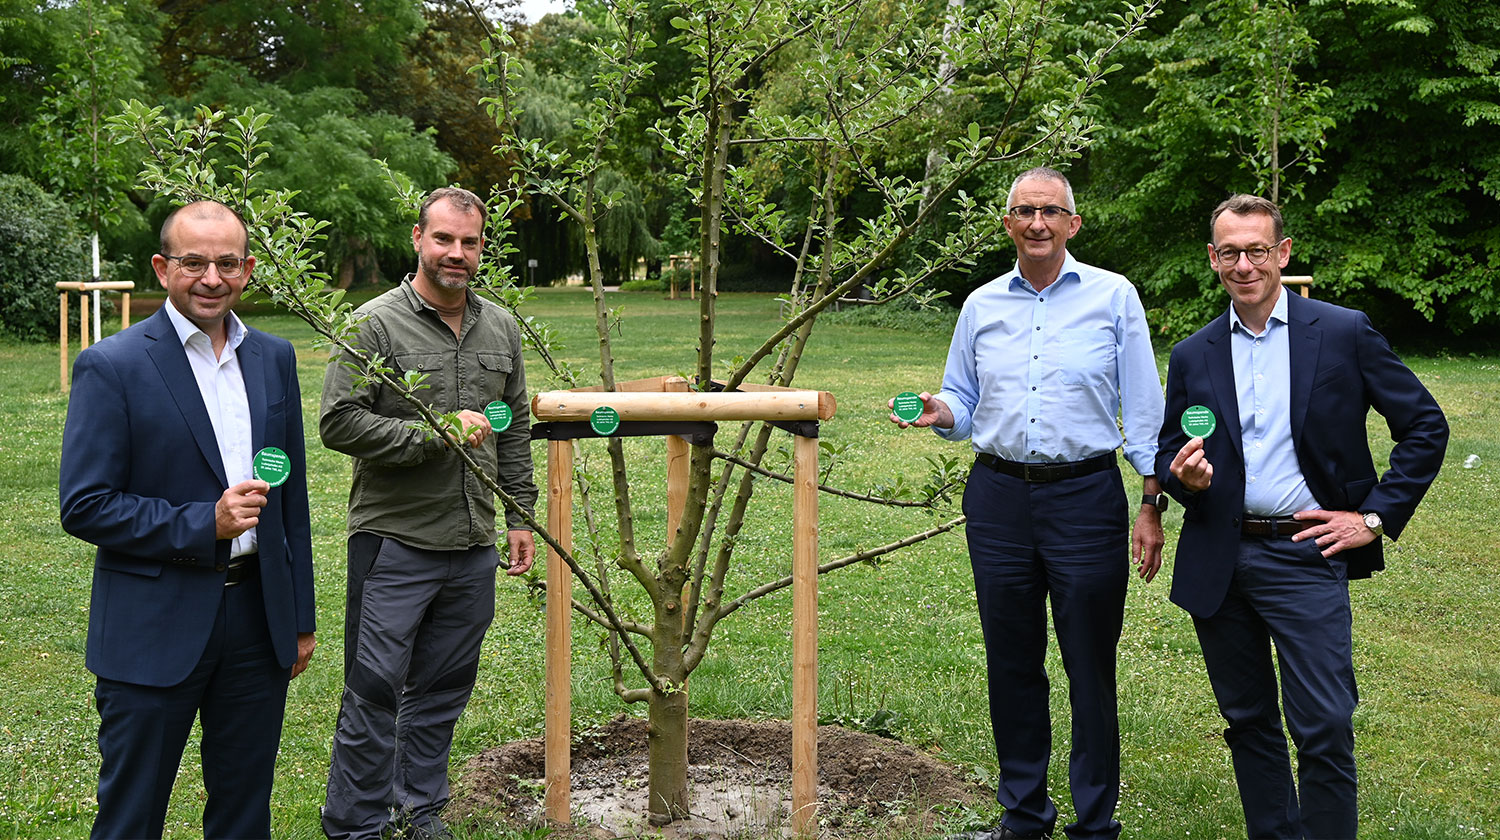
[1,287,1496,838]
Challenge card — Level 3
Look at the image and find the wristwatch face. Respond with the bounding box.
[1363,512,1382,532]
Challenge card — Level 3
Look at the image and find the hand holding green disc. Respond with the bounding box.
[590,406,621,436]
[253,446,291,488]
[484,400,513,434]
[892,391,925,423]
[1181,405,1217,439]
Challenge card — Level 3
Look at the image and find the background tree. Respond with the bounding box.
[0,174,90,340]
[1070,0,1499,341]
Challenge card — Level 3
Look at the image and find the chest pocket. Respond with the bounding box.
[1056,327,1116,386]
[475,352,514,402]
[393,352,452,409]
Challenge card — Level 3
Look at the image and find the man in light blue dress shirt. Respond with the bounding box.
[894,167,1166,840]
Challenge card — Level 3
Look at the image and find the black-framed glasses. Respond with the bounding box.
[160,255,247,279]
[1212,240,1286,266]
[1008,204,1072,221]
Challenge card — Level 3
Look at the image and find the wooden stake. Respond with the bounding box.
[120,293,131,330]
[79,294,90,349]
[791,432,819,837]
[544,439,575,824]
[59,293,69,393]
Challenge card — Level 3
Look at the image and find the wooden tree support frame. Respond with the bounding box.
[530,375,836,838]
[56,280,136,392]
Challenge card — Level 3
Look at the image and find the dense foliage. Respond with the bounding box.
[1,0,1497,341]
[0,175,90,341]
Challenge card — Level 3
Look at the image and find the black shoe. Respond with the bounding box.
[945,822,1055,840]
[406,815,453,840]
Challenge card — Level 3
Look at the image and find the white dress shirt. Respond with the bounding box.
[163,300,257,558]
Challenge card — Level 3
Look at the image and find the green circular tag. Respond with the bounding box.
[590,406,621,436]
[1181,405,1217,439]
[252,446,291,488]
[892,391,924,423]
[484,400,513,434]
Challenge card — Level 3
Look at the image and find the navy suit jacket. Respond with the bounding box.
[60,306,315,687]
[1156,293,1448,618]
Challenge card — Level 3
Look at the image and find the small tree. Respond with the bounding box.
[111,0,1159,826]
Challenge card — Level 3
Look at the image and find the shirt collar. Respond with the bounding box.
[163,298,246,352]
[1228,283,1288,337]
[1007,250,1081,293]
[401,273,478,315]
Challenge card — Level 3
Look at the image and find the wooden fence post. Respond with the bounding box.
[544,439,575,823]
[791,431,819,837]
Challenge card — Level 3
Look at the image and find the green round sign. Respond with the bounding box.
[892,391,924,423]
[1181,405,1217,439]
[484,400,513,434]
[253,446,292,488]
[590,405,621,436]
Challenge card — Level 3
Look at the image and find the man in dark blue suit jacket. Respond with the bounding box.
[60,201,317,839]
[1156,195,1447,839]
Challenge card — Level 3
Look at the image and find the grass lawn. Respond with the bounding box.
[1,286,1496,839]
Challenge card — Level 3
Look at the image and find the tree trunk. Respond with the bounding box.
[645,610,690,823]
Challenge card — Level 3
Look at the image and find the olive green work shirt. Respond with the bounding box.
[319,278,538,550]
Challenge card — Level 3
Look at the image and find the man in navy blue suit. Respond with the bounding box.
[1157,195,1448,839]
[60,200,317,839]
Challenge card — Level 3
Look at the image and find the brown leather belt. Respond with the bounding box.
[1240,517,1312,538]
[975,452,1115,483]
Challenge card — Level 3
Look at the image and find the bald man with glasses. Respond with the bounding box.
[61,200,317,838]
[894,167,1165,840]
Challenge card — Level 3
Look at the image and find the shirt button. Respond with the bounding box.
[1255,442,1263,448]
[1030,418,1036,423]
[1248,476,1257,483]
[1033,355,1039,360]
[1035,326,1041,331]
[1256,373,1263,380]
[1031,386,1037,391]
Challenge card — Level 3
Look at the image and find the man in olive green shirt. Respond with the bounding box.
[319,187,537,840]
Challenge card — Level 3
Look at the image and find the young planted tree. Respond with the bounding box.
[111,0,1158,827]
[478,0,1159,822]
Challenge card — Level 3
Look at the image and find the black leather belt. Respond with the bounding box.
[1240,517,1312,538]
[225,556,259,587]
[975,452,1115,483]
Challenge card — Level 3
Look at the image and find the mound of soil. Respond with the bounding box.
[452,716,991,839]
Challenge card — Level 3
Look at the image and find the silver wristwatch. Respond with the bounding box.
[1362,511,1384,538]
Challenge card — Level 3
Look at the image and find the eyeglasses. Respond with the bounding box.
[1211,240,1286,266]
[160,255,247,279]
[1008,204,1072,221]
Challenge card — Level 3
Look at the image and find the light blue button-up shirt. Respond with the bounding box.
[1230,288,1318,516]
[933,252,1163,477]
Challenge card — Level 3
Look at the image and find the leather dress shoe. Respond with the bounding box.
[946,822,1055,840]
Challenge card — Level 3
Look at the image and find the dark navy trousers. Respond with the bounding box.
[1193,536,1358,840]
[962,460,1128,840]
[92,574,289,840]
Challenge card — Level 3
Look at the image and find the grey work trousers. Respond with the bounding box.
[322,534,498,840]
